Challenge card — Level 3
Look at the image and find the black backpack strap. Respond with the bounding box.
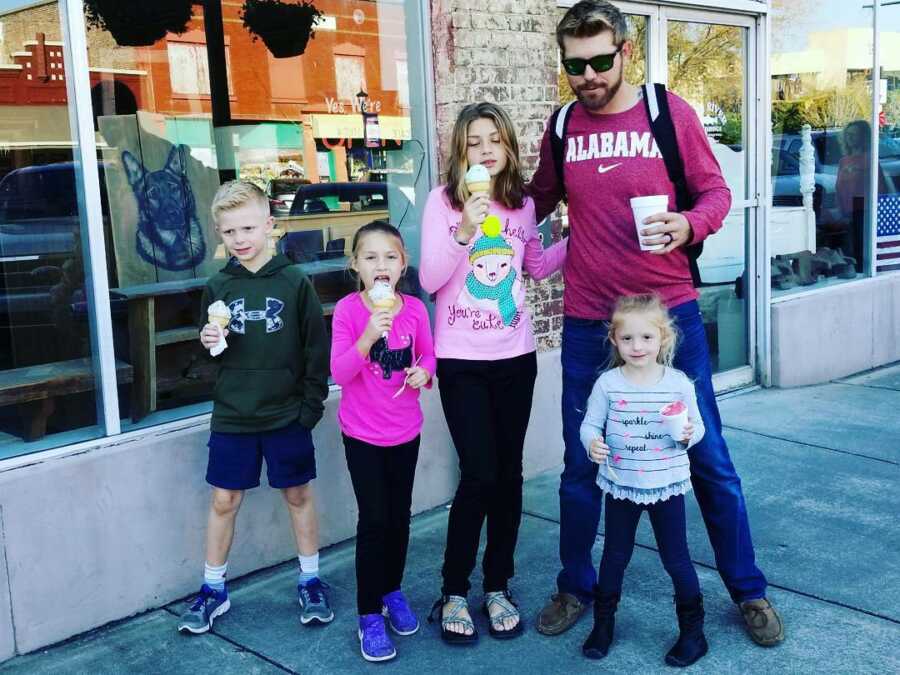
[641,82,704,286]
[549,101,576,203]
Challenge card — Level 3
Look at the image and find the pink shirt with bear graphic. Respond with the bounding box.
[419,187,567,360]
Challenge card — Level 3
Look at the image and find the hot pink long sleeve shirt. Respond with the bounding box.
[419,187,567,360]
[528,91,732,320]
[330,292,436,446]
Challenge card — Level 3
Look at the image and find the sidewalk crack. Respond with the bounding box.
[722,425,899,466]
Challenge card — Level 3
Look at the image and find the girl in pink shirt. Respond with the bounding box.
[420,102,567,644]
[330,221,436,662]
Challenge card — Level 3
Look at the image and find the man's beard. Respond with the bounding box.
[575,65,623,112]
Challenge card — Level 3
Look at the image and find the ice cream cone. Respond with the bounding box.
[465,164,491,194]
[368,282,396,339]
[207,301,231,356]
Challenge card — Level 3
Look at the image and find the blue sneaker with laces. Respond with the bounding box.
[298,578,334,625]
[359,614,396,662]
[382,590,419,635]
[177,584,230,634]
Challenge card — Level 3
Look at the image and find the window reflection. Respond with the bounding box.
[0,7,103,454]
[877,5,900,274]
[770,0,874,292]
[58,1,424,428]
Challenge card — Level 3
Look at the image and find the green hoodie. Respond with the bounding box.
[200,254,329,433]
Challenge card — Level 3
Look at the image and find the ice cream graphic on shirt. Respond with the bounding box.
[457,215,521,327]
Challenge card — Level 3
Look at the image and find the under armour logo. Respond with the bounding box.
[228,297,285,334]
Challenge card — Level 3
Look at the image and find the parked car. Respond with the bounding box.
[288,181,395,216]
[265,177,307,216]
[772,130,900,214]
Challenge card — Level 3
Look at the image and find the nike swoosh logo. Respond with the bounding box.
[597,163,621,174]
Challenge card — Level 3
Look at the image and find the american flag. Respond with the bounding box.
[877,194,900,273]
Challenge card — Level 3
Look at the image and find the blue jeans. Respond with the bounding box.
[557,301,767,604]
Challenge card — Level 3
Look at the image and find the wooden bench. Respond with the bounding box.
[112,278,208,422]
[0,358,133,441]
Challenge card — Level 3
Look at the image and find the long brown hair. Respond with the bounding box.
[607,294,677,369]
[444,102,526,211]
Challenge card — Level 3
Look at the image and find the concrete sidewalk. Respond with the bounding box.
[2,365,899,674]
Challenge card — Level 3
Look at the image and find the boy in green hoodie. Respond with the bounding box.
[177,181,331,635]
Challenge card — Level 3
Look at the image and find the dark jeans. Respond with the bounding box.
[597,493,701,602]
[343,433,420,615]
[557,301,767,604]
[438,352,537,597]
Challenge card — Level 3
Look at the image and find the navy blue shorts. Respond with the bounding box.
[206,420,316,490]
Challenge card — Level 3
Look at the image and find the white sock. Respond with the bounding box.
[204,561,227,592]
[298,553,319,584]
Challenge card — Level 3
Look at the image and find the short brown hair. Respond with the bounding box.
[557,0,629,56]
[210,180,269,225]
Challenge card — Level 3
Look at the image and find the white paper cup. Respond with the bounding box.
[630,195,669,251]
[660,405,688,441]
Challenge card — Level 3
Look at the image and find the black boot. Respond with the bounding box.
[665,595,709,667]
[582,589,619,659]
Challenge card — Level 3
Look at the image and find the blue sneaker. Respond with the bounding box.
[177,584,230,634]
[359,614,396,662]
[382,590,419,635]
[298,578,334,625]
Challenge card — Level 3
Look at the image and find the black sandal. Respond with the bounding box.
[428,595,479,645]
[482,590,524,639]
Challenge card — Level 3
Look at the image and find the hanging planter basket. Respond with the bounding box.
[84,0,194,47]
[241,0,323,59]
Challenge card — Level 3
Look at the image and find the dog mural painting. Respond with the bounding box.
[122,144,206,273]
[98,112,221,287]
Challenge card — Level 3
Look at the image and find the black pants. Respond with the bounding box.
[343,434,420,615]
[597,493,701,602]
[438,352,538,596]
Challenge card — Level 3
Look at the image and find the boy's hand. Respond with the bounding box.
[588,436,610,464]
[200,323,227,349]
[403,366,430,390]
[680,422,694,444]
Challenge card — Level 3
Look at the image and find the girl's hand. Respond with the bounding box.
[200,323,226,349]
[680,422,694,444]
[362,308,393,344]
[403,366,430,390]
[588,436,610,464]
[457,193,490,243]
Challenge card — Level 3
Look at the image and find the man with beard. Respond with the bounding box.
[528,0,784,649]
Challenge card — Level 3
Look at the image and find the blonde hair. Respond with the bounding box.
[210,180,269,225]
[557,0,629,56]
[608,294,677,368]
[445,102,525,212]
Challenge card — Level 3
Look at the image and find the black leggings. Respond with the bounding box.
[343,434,420,615]
[437,352,537,596]
[597,493,701,602]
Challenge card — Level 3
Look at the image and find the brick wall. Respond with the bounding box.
[430,0,565,351]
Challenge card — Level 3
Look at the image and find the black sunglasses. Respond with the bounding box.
[562,46,623,76]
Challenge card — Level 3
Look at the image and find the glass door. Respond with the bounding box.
[660,8,758,390]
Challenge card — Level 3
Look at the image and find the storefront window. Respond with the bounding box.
[0,3,107,458]
[1,0,431,451]
[770,0,874,295]
[877,3,900,274]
